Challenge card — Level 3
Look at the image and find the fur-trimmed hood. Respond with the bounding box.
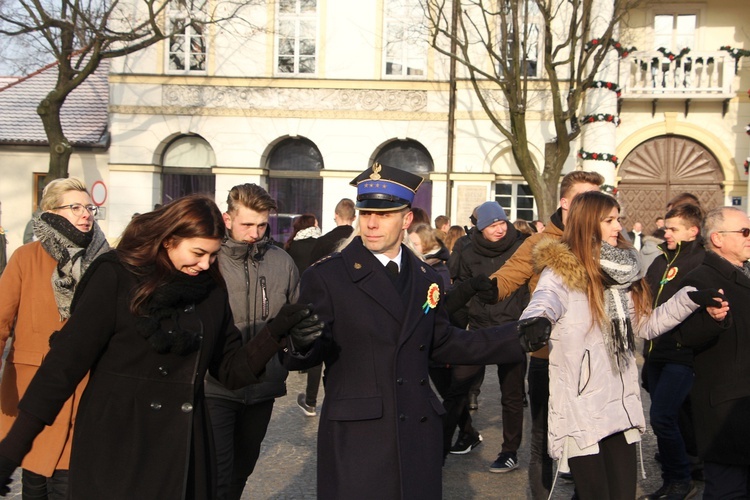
[531,238,587,293]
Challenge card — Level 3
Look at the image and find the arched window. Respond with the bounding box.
[373,139,433,216]
[266,137,323,244]
[161,135,216,204]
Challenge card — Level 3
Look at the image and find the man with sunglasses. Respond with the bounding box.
[642,202,704,500]
[675,206,750,499]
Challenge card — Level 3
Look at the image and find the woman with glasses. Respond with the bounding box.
[0,178,109,499]
[517,191,728,499]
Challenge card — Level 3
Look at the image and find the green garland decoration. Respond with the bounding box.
[657,47,691,62]
[584,38,637,58]
[577,149,619,167]
[581,113,621,127]
[721,46,750,74]
[601,184,618,195]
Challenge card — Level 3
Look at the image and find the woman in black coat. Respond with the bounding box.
[284,214,321,274]
[0,195,321,499]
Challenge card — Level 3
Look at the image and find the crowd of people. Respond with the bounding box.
[0,167,746,500]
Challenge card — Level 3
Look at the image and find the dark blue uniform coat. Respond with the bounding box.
[286,238,524,499]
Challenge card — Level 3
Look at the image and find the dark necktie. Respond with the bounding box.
[385,260,399,278]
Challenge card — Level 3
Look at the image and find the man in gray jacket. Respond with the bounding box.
[206,183,300,500]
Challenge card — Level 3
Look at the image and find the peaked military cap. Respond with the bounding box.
[349,162,424,211]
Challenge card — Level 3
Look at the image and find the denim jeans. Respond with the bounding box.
[527,356,553,500]
[647,362,694,482]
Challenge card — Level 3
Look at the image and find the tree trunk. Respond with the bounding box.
[38,95,72,186]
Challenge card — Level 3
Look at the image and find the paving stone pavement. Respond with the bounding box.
[1,346,705,499]
[240,349,705,499]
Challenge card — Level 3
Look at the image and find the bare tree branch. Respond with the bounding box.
[423,0,641,217]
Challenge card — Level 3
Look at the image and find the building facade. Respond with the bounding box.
[1,0,748,254]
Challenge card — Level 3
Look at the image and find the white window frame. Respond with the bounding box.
[648,3,705,52]
[275,0,319,77]
[383,0,428,79]
[165,2,208,75]
[494,181,537,221]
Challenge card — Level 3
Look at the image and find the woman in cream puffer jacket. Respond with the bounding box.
[519,191,725,500]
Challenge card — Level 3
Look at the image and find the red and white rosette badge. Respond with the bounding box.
[422,283,440,314]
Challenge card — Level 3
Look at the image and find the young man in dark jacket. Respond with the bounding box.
[206,184,300,500]
[643,202,704,499]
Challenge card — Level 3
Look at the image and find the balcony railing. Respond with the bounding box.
[618,51,734,100]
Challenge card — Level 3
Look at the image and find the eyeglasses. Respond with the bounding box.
[52,204,99,217]
[717,228,750,238]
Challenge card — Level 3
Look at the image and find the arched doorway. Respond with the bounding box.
[372,139,434,217]
[266,136,324,245]
[161,134,216,205]
[617,135,724,235]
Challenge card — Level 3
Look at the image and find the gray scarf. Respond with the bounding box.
[34,212,110,320]
[599,243,642,372]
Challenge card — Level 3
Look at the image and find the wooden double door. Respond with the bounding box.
[617,135,724,235]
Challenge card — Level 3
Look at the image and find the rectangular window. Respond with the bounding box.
[653,13,697,51]
[494,182,536,221]
[167,1,207,74]
[383,0,427,78]
[276,0,318,75]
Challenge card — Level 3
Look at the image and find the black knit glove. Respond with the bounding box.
[518,317,552,352]
[0,454,15,496]
[687,289,725,308]
[470,275,499,305]
[0,410,47,496]
[266,303,315,341]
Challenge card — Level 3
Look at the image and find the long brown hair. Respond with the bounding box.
[561,191,651,327]
[116,195,226,314]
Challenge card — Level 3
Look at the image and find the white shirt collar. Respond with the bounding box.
[373,246,403,271]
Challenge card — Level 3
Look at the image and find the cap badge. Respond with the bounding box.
[370,162,382,180]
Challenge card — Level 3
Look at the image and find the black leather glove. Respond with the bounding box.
[266,303,315,341]
[470,274,499,305]
[687,289,725,308]
[288,311,324,352]
[518,317,552,352]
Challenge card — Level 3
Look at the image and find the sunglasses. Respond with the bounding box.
[717,228,750,238]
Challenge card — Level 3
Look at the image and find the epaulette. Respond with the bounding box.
[310,252,340,267]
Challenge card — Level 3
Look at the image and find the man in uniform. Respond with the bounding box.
[285,163,542,499]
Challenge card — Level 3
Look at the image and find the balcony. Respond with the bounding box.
[618,50,735,102]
